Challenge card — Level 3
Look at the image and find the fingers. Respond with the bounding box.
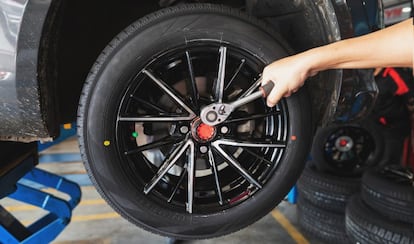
[262,79,286,107]
[261,59,306,107]
[374,67,383,76]
[262,71,287,107]
[262,71,282,107]
[262,76,302,107]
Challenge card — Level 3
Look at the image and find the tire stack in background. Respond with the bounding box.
[297,119,384,244]
[345,165,414,243]
[296,125,414,243]
[297,164,414,244]
[297,166,359,244]
[296,68,414,244]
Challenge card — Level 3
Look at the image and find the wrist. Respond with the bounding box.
[300,48,324,76]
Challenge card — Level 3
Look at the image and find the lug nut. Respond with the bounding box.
[220,126,229,134]
[180,126,189,134]
[199,146,208,154]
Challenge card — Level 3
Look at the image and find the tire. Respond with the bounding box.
[297,196,350,244]
[345,195,414,244]
[297,165,360,212]
[77,4,312,239]
[361,166,414,224]
[310,119,384,176]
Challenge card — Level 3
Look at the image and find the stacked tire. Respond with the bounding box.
[297,166,359,244]
[297,119,384,244]
[345,165,414,244]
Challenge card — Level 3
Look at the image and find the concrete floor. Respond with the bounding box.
[0,136,325,244]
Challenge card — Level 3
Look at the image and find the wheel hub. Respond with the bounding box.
[191,117,216,142]
[335,136,354,152]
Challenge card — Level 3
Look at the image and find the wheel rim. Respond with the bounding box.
[114,41,289,214]
[323,126,375,171]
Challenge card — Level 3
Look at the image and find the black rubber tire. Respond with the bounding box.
[361,166,414,224]
[297,165,360,213]
[345,195,414,244]
[77,4,312,239]
[310,119,384,176]
[297,196,350,244]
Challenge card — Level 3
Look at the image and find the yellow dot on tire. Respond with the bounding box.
[103,140,111,146]
[63,123,72,130]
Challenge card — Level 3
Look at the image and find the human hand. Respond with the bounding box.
[261,53,317,107]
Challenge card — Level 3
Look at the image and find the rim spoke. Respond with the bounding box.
[243,148,272,167]
[130,95,167,113]
[223,110,281,124]
[214,139,286,148]
[124,136,181,155]
[185,51,199,109]
[168,167,187,203]
[142,69,196,118]
[143,139,192,194]
[215,46,227,103]
[224,59,246,91]
[186,140,195,213]
[333,151,340,161]
[208,148,224,205]
[211,142,262,189]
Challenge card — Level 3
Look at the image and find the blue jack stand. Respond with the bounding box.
[0,141,81,244]
[287,186,298,204]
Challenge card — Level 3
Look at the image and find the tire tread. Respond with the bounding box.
[361,168,414,224]
[345,195,414,244]
[297,166,360,212]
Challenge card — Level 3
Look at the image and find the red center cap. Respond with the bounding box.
[197,123,215,141]
[339,139,348,147]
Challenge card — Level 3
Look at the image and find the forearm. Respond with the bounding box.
[306,18,413,73]
[262,18,413,107]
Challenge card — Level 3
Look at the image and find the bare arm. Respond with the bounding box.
[262,18,414,107]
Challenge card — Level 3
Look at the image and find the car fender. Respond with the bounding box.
[0,0,57,142]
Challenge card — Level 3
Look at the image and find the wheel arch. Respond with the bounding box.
[38,0,162,127]
[0,0,58,141]
[41,0,248,127]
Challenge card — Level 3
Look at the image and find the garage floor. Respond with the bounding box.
[0,137,324,244]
